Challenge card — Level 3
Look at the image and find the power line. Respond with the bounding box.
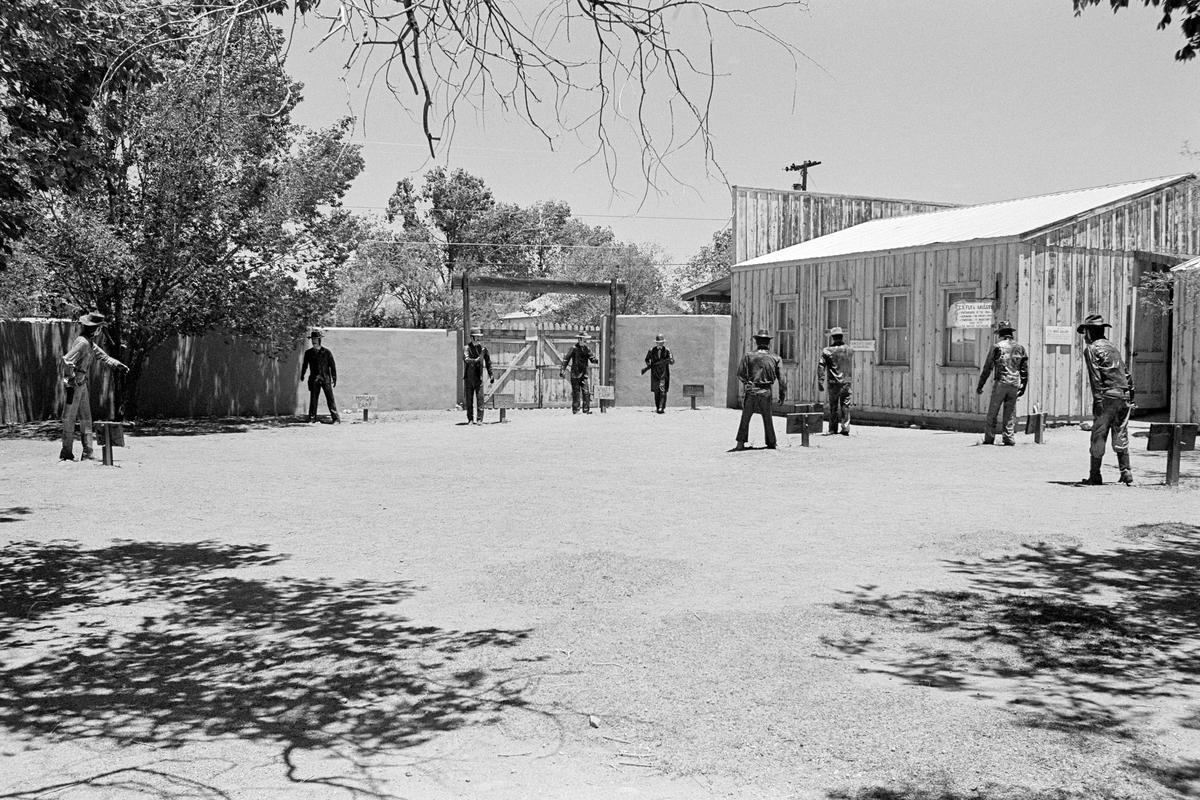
[339,203,731,222]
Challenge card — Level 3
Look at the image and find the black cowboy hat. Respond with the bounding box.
[1075,314,1112,333]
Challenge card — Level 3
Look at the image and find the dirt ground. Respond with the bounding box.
[1,406,1199,800]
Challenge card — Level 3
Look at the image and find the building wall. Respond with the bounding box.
[732,187,957,264]
[0,320,117,424]
[1173,263,1200,424]
[613,315,732,408]
[1040,179,1200,255]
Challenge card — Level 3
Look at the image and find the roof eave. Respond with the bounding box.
[732,235,1021,271]
[1018,174,1196,242]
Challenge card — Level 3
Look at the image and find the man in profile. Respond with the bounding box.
[59,311,128,461]
[1077,314,1134,485]
[734,328,786,451]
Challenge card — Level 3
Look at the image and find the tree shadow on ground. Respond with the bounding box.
[0,539,530,798]
[0,507,31,523]
[0,417,313,440]
[823,522,1200,795]
[825,779,1187,799]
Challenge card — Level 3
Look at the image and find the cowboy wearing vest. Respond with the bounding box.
[59,311,128,461]
[817,326,853,436]
[643,334,675,414]
[1078,313,1134,486]
[976,319,1028,446]
[463,326,494,425]
[734,328,786,450]
[560,332,599,414]
[300,329,340,423]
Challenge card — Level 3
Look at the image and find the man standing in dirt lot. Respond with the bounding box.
[463,326,494,425]
[975,319,1028,446]
[59,311,128,461]
[734,328,786,451]
[817,326,853,436]
[1078,313,1134,486]
[643,334,675,414]
[300,329,340,424]
[560,332,599,415]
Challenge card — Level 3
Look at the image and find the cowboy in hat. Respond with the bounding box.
[560,331,599,414]
[1077,314,1134,485]
[300,328,340,423]
[734,328,786,450]
[818,326,854,436]
[59,312,128,461]
[976,319,1028,446]
[643,333,675,413]
[462,326,494,425]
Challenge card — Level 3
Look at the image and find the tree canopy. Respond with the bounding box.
[1073,0,1200,60]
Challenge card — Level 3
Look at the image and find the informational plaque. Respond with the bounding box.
[593,384,615,400]
[952,301,994,328]
[354,394,377,409]
[490,393,516,409]
[681,384,705,397]
[1044,325,1074,346]
[848,339,876,352]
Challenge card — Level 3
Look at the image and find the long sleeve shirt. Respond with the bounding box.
[644,346,674,381]
[977,337,1028,392]
[62,336,124,385]
[818,344,854,385]
[562,344,598,378]
[301,347,337,385]
[463,342,493,386]
[738,349,785,397]
[1083,338,1133,401]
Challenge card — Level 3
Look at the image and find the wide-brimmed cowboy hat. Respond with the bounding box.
[469,326,483,336]
[577,331,591,340]
[78,312,107,327]
[829,326,844,337]
[309,329,324,339]
[1076,314,1112,333]
[752,328,773,341]
[654,334,666,343]
[995,319,1015,333]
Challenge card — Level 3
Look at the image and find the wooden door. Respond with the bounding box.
[1131,289,1170,411]
[482,326,599,408]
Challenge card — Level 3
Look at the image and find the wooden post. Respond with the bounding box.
[690,395,698,410]
[1148,423,1198,486]
[1167,435,1182,486]
[500,408,507,423]
[362,408,369,422]
[102,424,113,466]
[801,416,812,448]
[1034,413,1045,445]
[461,271,471,345]
[607,278,618,413]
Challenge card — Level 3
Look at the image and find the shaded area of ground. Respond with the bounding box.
[0,539,529,798]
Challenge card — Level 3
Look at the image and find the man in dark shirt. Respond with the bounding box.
[1078,314,1134,485]
[643,334,675,414]
[817,326,854,436]
[300,329,339,423]
[734,328,786,450]
[463,326,494,425]
[560,332,599,414]
[976,319,1028,446]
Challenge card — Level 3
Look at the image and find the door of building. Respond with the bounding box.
[1130,267,1171,411]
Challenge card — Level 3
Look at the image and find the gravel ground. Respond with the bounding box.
[1,407,1198,800]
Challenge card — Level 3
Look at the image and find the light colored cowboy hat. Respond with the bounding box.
[829,326,845,337]
[78,312,107,327]
[752,328,773,341]
[469,326,483,336]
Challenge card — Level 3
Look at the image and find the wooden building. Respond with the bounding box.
[1172,257,1200,423]
[730,175,1200,427]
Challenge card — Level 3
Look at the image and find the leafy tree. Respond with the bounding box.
[14,18,364,418]
[1073,0,1200,60]
[673,227,733,313]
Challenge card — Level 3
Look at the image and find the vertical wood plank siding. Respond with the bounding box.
[732,187,957,263]
[732,179,1199,423]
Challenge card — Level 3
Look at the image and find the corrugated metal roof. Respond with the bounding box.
[736,174,1193,268]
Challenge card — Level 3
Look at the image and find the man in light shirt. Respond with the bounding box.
[60,311,128,461]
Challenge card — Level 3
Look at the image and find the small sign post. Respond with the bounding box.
[681,384,705,410]
[593,383,615,414]
[1147,423,1198,486]
[93,421,125,466]
[491,393,516,423]
[786,412,824,447]
[354,394,377,422]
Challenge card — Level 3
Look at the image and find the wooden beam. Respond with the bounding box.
[452,274,627,296]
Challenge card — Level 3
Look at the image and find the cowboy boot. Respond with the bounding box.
[1080,457,1104,485]
[1117,451,1133,486]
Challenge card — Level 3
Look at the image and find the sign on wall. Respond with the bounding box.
[848,339,876,352]
[951,301,995,328]
[1044,325,1074,346]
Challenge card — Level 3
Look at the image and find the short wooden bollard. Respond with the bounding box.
[786,412,824,447]
[491,393,516,423]
[682,384,705,410]
[1024,412,1046,444]
[1147,423,1198,486]
[93,421,125,466]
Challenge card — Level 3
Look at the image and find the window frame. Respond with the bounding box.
[942,285,982,368]
[878,290,911,366]
[824,292,852,339]
[772,293,799,362]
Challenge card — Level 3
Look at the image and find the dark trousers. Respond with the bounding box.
[984,383,1020,442]
[736,392,776,447]
[1090,396,1130,458]
[465,382,485,422]
[307,380,338,420]
[826,382,852,433]
[570,376,591,413]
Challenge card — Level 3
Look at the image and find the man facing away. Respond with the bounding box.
[817,326,853,436]
[643,333,675,414]
[734,328,786,451]
[463,326,494,425]
[975,319,1028,446]
[560,332,599,414]
[1077,313,1134,486]
[60,311,128,461]
[300,329,339,423]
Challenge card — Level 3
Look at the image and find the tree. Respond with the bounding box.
[14,17,364,418]
[673,227,733,313]
[1073,0,1200,60]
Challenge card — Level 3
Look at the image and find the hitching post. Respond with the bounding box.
[102,424,114,466]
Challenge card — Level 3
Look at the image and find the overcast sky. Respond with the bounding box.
[282,0,1200,265]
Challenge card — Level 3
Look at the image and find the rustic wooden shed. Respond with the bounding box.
[730,175,1200,427]
[1172,257,1200,423]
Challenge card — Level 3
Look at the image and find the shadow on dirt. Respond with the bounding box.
[824,522,1200,741]
[0,507,32,523]
[0,539,530,798]
[824,778,1193,799]
[0,417,314,441]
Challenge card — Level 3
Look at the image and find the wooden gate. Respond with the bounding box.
[480,326,601,408]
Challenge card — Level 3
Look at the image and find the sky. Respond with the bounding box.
[280,1,1200,266]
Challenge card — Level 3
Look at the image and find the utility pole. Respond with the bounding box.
[784,160,822,191]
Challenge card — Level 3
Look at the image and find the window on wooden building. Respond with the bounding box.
[774,296,797,361]
[880,293,910,365]
[825,295,851,338]
[943,289,978,367]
